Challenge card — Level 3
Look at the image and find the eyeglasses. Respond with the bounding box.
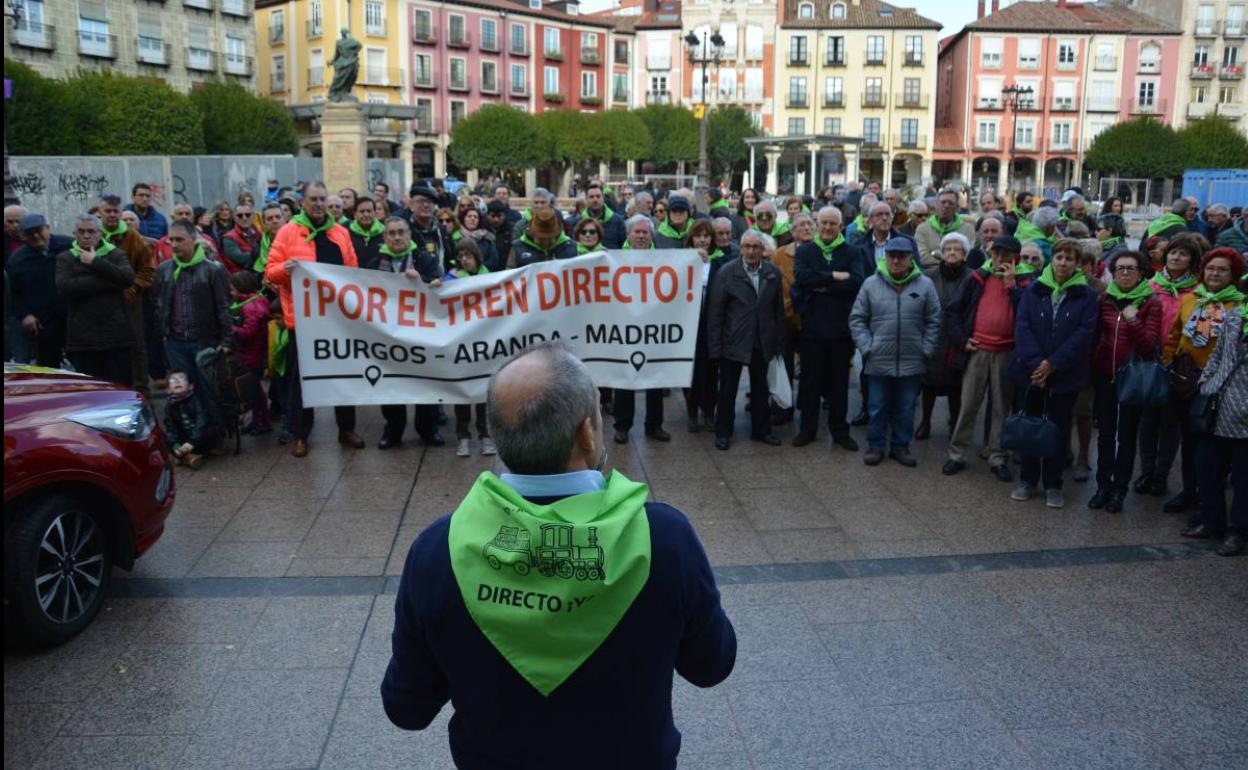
[438,218,453,224]
[385,230,407,237]
[579,230,599,236]
[1114,265,1140,273]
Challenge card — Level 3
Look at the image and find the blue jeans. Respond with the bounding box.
[866,374,921,451]
[164,339,202,386]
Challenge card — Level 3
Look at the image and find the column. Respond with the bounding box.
[626,160,637,179]
[996,159,1009,195]
[466,169,480,189]
[598,161,610,182]
[808,144,819,197]
[399,135,415,195]
[749,145,756,191]
[763,151,782,196]
[560,166,574,197]
[921,157,933,187]
[433,144,447,180]
[523,168,538,196]
[844,148,859,185]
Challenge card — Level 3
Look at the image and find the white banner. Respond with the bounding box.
[293,250,704,407]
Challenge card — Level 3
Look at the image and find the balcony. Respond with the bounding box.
[511,39,529,56]
[268,25,284,44]
[365,20,387,37]
[186,46,217,72]
[1194,20,1217,37]
[862,136,882,148]
[896,92,929,109]
[1218,101,1244,118]
[980,55,1001,69]
[893,133,926,149]
[1224,20,1246,37]
[645,91,671,105]
[544,46,564,61]
[510,82,529,98]
[448,76,471,92]
[412,26,436,44]
[1056,58,1077,71]
[1051,96,1078,112]
[786,94,808,108]
[1138,59,1161,74]
[864,52,886,67]
[1129,98,1166,115]
[903,53,923,67]
[136,39,172,66]
[581,48,601,65]
[1086,97,1120,112]
[1188,101,1214,118]
[183,0,213,9]
[976,94,1003,111]
[78,33,118,60]
[581,95,602,106]
[788,53,809,66]
[543,92,564,104]
[823,94,844,108]
[223,55,253,76]
[308,66,324,86]
[1014,135,1037,150]
[448,30,472,49]
[221,0,249,17]
[1050,138,1074,152]
[12,22,56,51]
[825,53,846,67]
[646,55,671,70]
[412,70,435,89]
[1018,56,1039,70]
[1094,55,1117,70]
[974,136,1000,150]
[1192,64,1215,80]
[270,72,286,92]
[307,19,323,38]
[861,93,886,108]
[1015,97,1042,112]
[414,113,434,134]
[1222,64,1245,79]
[360,67,403,87]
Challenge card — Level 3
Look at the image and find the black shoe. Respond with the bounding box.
[792,431,816,447]
[687,414,701,433]
[1181,523,1222,539]
[377,435,402,450]
[752,434,782,446]
[1217,534,1246,557]
[832,434,859,451]
[714,436,730,451]
[851,409,869,427]
[914,423,931,440]
[1105,488,1126,514]
[1163,493,1193,513]
[1088,487,1111,509]
[942,460,966,476]
[1132,475,1151,494]
[645,426,671,442]
[889,448,917,467]
[613,430,629,444]
[420,432,446,448]
[1148,476,1168,496]
[990,464,1013,483]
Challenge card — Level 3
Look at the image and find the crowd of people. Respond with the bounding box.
[3,177,1246,556]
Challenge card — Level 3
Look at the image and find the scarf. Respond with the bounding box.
[657,218,693,241]
[812,234,845,262]
[708,199,730,215]
[1105,279,1155,308]
[1011,205,1027,220]
[252,232,273,273]
[291,211,334,242]
[621,241,655,250]
[348,218,383,242]
[450,265,490,279]
[876,257,921,286]
[1146,212,1187,238]
[851,214,865,233]
[1037,263,1089,301]
[271,324,289,376]
[978,258,1033,279]
[448,470,651,697]
[69,240,117,261]
[1014,217,1056,246]
[1151,271,1198,298]
[172,244,208,281]
[576,242,598,255]
[1240,303,1248,339]
[707,248,725,260]
[380,243,417,264]
[1194,283,1246,308]
[926,214,965,237]
[101,219,128,241]
[753,220,791,239]
[1099,236,1123,252]
[588,206,615,224]
[463,228,494,243]
[229,292,264,324]
[521,232,571,254]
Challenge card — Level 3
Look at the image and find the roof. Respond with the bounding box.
[255,0,614,28]
[780,0,940,30]
[934,127,964,152]
[965,1,1178,34]
[588,2,683,30]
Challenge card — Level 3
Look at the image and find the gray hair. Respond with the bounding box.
[384,215,410,232]
[304,181,329,196]
[486,341,600,475]
[859,194,879,211]
[533,187,556,205]
[742,230,775,253]
[1172,198,1192,215]
[711,216,734,231]
[1078,238,1103,262]
[75,214,103,232]
[634,191,654,206]
[328,195,344,206]
[168,220,197,239]
[790,212,814,228]
[1064,221,1091,238]
[869,201,892,217]
[907,200,928,216]
[625,214,654,235]
[1030,206,1060,231]
[754,200,777,216]
[1065,194,1086,209]
[1207,203,1229,216]
[940,232,971,253]
[816,205,843,224]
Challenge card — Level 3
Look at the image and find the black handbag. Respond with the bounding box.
[1116,350,1170,407]
[1000,387,1062,458]
[1166,354,1202,400]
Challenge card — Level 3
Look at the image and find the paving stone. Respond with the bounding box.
[30,736,191,770]
[121,527,220,580]
[736,486,838,531]
[1012,722,1183,770]
[3,620,145,704]
[286,556,389,576]
[726,603,840,684]
[325,473,416,510]
[235,595,372,669]
[3,702,74,768]
[815,621,976,706]
[299,508,403,559]
[868,699,1038,769]
[140,598,268,645]
[164,485,252,529]
[672,679,748,755]
[1177,753,1248,770]
[215,497,324,543]
[186,540,300,578]
[789,579,912,625]
[320,696,453,769]
[759,528,862,563]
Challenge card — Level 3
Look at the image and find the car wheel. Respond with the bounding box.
[6,494,112,647]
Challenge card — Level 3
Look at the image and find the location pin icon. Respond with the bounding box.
[364,365,382,386]
[629,351,646,372]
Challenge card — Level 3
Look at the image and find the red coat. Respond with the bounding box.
[1092,292,1164,376]
[230,293,270,371]
[263,219,358,328]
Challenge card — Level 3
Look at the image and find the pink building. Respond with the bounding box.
[934,0,1179,197]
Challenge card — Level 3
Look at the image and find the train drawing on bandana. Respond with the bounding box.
[483,524,605,581]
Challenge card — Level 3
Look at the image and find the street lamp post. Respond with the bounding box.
[684,29,724,212]
[1002,84,1034,196]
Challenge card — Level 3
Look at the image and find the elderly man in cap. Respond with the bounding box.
[849,237,942,466]
[55,214,136,384]
[8,213,72,366]
[916,189,977,269]
[509,208,575,268]
[941,235,1034,479]
[654,196,694,248]
[406,184,456,272]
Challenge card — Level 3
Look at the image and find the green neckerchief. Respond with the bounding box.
[338,215,351,226]
[1147,212,1187,238]
[576,242,599,255]
[1151,271,1198,298]
[172,244,208,281]
[101,219,128,241]
[657,218,693,241]
[1240,303,1248,339]
[622,241,655,249]
[451,265,490,278]
[978,258,1033,278]
[1059,212,1071,222]
[69,239,117,261]
[451,230,463,242]
[291,211,334,242]
[448,470,651,697]
[1099,236,1123,251]
[1106,279,1155,307]
[587,206,615,224]
[1014,217,1056,246]
[1194,283,1246,308]
[753,220,790,238]
[380,243,417,263]
[1037,263,1089,300]
[271,325,289,376]
[348,218,383,242]
[252,232,273,273]
[708,248,725,260]
[876,257,921,286]
[522,208,534,222]
[812,233,845,262]
[708,199,730,214]
[1011,205,1027,219]
[229,292,264,323]
[926,213,965,237]
[520,232,571,254]
[851,214,865,233]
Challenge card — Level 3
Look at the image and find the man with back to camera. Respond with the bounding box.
[381,342,736,769]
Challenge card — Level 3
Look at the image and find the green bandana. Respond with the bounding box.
[520,232,571,254]
[1037,262,1089,301]
[876,257,921,286]
[852,214,865,233]
[657,219,693,241]
[1240,304,1248,339]
[252,232,273,273]
[291,211,334,242]
[380,243,417,262]
[576,242,596,255]
[1146,212,1187,239]
[1106,279,1155,307]
[812,234,845,262]
[708,248,725,260]
[229,292,264,324]
[69,240,117,261]
[1014,217,1056,246]
[338,215,351,226]
[979,258,1034,278]
[1194,283,1246,308]
[753,220,791,239]
[1099,236,1123,251]
[1151,271,1198,298]
[1011,205,1027,219]
[708,199,730,214]
[271,325,289,377]
[172,244,208,281]
[621,241,655,250]
[451,265,490,278]
[587,206,615,224]
[926,214,964,237]
[101,219,128,241]
[348,218,384,242]
[448,471,651,697]
[451,230,463,242]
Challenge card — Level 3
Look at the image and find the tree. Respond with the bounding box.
[191,80,297,155]
[65,70,205,155]
[537,109,607,167]
[598,110,652,163]
[448,104,546,172]
[632,105,698,166]
[1177,117,1248,170]
[4,59,81,155]
[707,105,761,179]
[1084,118,1185,179]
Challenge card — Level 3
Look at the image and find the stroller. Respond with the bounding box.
[195,346,258,455]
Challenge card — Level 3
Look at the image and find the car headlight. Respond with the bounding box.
[67,400,157,441]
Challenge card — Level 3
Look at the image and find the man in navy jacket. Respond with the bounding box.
[381,342,736,769]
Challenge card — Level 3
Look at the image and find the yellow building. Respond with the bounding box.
[771,0,939,192]
[256,0,414,162]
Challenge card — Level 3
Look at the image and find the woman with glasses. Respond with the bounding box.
[437,208,461,243]
[1087,250,1163,513]
[456,208,499,271]
[573,218,604,255]
[751,201,793,248]
[652,200,668,224]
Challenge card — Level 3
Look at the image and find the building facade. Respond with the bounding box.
[934,0,1180,197]
[680,0,777,135]
[6,0,257,92]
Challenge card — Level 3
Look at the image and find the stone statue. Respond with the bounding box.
[327,28,362,102]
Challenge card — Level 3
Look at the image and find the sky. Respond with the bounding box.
[577,0,1005,37]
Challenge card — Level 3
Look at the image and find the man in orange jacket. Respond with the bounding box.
[263,181,365,458]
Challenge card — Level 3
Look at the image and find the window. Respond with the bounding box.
[862,118,881,145]
[787,117,805,136]
[831,2,846,19]
[449,57,466,89]
[789,36,808,64]
[1220,85,1240,103]
[1018,38,1040,69]
[1089,80,1114,109]
[1052,121,1072,149]
[1195,45,1210,66]
[866,35,884,64]
[1137,80,1157,109]
[613,72,629,101]
[745,25,763,60]
[823,117,841,136]
[798,3,814,19]
[449,15,466,45]
[270,54,285,90]
[1086,122,1111,147]
[309,48,325,85]
[365,1,384,35]
[450,101,467,126]
[827,35,845,65]
[187,23,212,68]
[1139,43,1161,72]
[544,28,561,55]
[414,54,432,85]
[744,68,763,101]
[788,76,807,105]
[511,64,527,94]
[481,19,497,50]
[364,47,385,83]
[270,9,285,42]
[900,118,919,146]
[981,37,1002,68]
[582,31,598,50]
[581,71,597,98]
[223,35,246,73]
[413,10,432,41]
[1058,40,1077,69]
[978,77,1002,108]
[864,77,883,105]
[903,77,920,105]
[1192,85,1209,103]
[510,24,526,53]
[650,74,668,95]
[720,23,736,58]
[544,65,559,94]
[1197,4,1215,32]
[414,97,433,132]
[647,34,671,69]
[309,0,323,34]
[904,35,922,65]
[719,69,737,99]
[1053,80,1075,110]
[77,3,110,57]
[1224,45,1241,66]
[614,39,629,64]
[976,120,998,148]
[1227,5,1245,34]
[1015,119,1035,149]
[482,60,498,92]
[825,76,843,106]
[137,15,164,64]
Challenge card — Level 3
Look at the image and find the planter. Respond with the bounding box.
[544,92,565,103]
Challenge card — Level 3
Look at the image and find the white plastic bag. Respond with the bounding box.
[767,355,792,410]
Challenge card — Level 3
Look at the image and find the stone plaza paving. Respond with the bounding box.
[4,395,1247,769]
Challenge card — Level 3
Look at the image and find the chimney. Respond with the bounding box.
[992,0,1000,12]
[978,0,985,19]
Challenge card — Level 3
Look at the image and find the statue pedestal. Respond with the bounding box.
[320,102,368,194]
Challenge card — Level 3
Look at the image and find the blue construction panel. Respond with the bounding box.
[1182,168,1248,210]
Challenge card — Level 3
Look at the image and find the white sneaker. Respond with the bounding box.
[456,438,471,457]
[480,438,497,456]
[1011,482,1034,502]
[1046,489,1065,509]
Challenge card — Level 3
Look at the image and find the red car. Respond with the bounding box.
[4,364,175,646]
